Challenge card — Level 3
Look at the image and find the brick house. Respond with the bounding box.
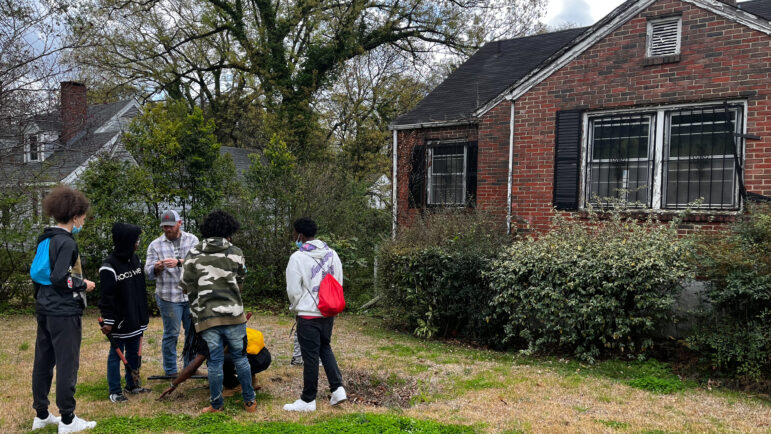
[390,0,771,235]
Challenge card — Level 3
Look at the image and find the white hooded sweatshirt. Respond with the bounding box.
[286,239,344,317]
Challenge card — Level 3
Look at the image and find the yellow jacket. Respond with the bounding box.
[246,328,265,355]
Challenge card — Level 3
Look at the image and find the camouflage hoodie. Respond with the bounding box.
[180,237,247,332]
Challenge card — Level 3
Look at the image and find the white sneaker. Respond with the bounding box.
[283,399,316,412]
[58,415,96,433]
[330,387,347,406]
[32,413,60,430]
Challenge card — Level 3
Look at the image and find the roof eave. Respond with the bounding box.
[388,118,478,131]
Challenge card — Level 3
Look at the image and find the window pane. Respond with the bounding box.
[664,158,735,208]
[664,107,739,209]
[429,145,465,205]
[669,110,734,157]
[589,162,650,204]
[592,118,650,159]
[588,114,652,206]
[29,136,38,160]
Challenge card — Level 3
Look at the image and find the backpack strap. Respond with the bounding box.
[298,251,333,311]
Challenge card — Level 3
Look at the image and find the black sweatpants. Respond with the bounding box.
[32,314,82,416]
[296,316,343,402]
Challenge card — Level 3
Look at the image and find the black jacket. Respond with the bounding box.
[98,223,149,338]
[33,227,87,316]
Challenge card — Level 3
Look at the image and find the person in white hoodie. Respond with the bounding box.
[283,217,347,412]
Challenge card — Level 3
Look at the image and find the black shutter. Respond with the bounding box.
[466,141,478,206]
[408,145,427,208]
[553,110,583,210]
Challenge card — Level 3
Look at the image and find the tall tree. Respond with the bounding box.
[67,0,546,160]
[122,99,228,225]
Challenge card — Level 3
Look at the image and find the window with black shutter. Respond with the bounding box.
[466,142,478,206]
[553,110,583,210]
[408,145,426,208]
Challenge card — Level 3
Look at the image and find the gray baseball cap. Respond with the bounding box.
[160,210,181,227]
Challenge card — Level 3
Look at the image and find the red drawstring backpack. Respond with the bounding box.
[303,253,345,317]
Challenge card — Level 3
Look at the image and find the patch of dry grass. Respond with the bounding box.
[0,311,769,433]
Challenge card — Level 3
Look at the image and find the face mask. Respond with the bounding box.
[295,236,303,249]
[72,218,83,235]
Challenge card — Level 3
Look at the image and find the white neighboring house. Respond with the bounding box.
[368,174,391,210]
[0,81,140,222]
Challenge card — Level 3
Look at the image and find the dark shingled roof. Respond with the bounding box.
[739,0,771,20]
[391,28,586,127]
[219,146,259,178]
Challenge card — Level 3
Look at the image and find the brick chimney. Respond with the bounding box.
[60,81,87,144]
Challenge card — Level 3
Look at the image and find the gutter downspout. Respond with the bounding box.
[392,129,398,239]
[507,100,515,235]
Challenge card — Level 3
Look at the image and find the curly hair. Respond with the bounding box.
[42,185,90,223]
[293,217,317,238]
[200,210,240,238]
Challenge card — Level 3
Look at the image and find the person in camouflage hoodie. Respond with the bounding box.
[179,210,256,414]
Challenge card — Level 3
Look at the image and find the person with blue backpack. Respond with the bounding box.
[29,186,97,433]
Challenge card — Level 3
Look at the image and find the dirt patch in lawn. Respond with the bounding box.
[343,368,422,408]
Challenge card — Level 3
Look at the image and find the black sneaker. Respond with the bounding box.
[124,386,151,394]
[290,356,303,366]
[110,393,128,403]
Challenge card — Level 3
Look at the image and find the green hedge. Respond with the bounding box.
[485,210,692,362]
[378,211,506,340]
[688,203,771,380]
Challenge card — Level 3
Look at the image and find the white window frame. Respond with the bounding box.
[24,134,42,162]
[646,16,682,58]
[426,140,468,206]
[581,100,747,211]
[585,113,657,207]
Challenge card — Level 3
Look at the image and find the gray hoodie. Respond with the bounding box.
[285,240,343,317]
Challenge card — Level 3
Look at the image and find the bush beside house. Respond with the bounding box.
[688,203,771,380]
[379,211,507,341]
[380,205,770,382]
[485,207,692,363]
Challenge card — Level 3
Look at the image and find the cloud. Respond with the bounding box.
[549,0,595,27]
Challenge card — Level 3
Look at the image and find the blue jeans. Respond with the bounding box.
[200,323,255,409]
[107,334,141,394]
[155,294,192,375]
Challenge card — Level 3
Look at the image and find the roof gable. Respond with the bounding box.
[476,0,771,116]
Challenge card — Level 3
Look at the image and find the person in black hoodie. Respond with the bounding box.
[98,223,151,403]
[30,186,96,433]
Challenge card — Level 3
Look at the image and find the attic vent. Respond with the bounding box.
[646,17,681,57]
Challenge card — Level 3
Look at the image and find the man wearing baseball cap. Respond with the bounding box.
[144,210,199,377]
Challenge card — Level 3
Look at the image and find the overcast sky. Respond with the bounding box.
[545,0,626,27]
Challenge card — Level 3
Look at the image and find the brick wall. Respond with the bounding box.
[509,0,771,233]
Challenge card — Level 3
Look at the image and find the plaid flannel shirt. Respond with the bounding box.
[145,230,199,303]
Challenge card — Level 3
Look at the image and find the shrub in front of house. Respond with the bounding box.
[378,210,507,340]
[687,203,771,381]
[485,207,692,363]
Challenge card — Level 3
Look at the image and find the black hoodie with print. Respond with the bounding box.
[98,223,150,338]
[33,227,88,316]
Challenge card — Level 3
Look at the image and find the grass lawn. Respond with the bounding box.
[0,311,769,433]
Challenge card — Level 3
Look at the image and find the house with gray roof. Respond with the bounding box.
[1,82,140,189]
